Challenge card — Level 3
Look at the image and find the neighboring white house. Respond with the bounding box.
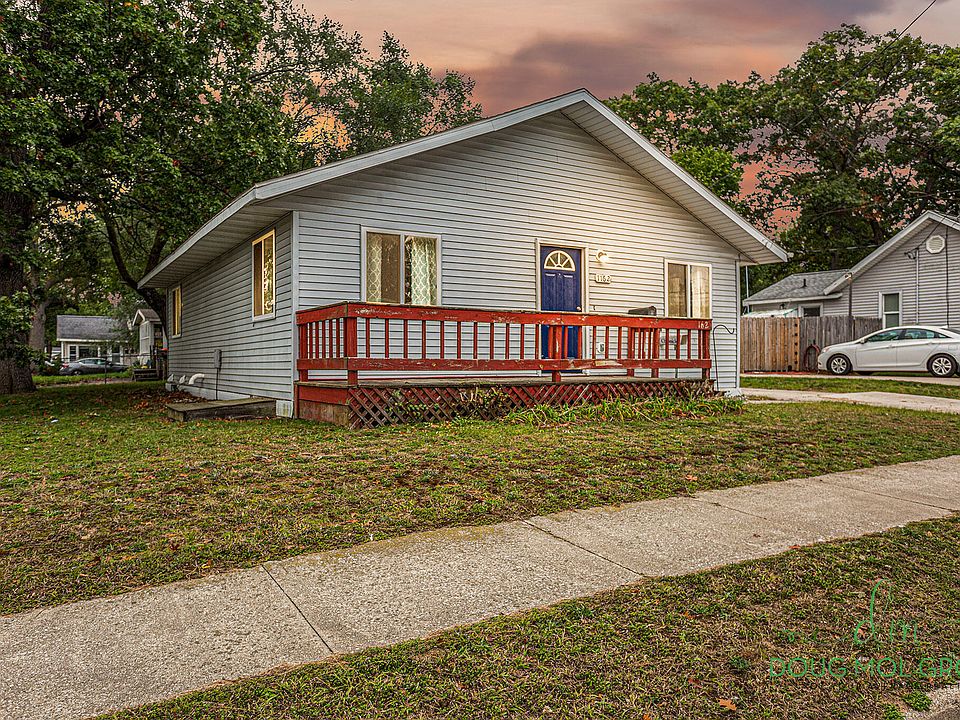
[139,89,786,414]
[131,308,166,365]
[56,315,131,364]
[743,211,960,327]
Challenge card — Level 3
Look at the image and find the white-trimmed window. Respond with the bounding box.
[364,230,439,305]
[880,292,900,328]
[170,285,182,337]
[252,230,275,318]
[666,262,711,318]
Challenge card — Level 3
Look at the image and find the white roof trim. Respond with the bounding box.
[743,293,843,306]
[140,89,786,288]
[823,211,960,295]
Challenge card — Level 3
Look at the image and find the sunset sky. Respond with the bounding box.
[307,0,959,113]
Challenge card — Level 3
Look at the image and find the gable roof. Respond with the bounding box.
[743,269,849,305]
[132,307,160,325]
[140,89,786,289]
[56,315,121,342]
[822,211,960,295]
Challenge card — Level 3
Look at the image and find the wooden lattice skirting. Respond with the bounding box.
[296,377,714,428]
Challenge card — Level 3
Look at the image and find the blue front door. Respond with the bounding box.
[540,246,581,358]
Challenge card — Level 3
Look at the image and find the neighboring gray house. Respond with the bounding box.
[139,90,786,415]
[744,211,960,328]
[56,315,131,364]
[742,270,848,317]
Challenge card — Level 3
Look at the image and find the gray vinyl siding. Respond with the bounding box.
[747,296,849,316]
[166,214,293,400]
[275,112,742,389]
[750,221,960,327]
[845,232,960,326]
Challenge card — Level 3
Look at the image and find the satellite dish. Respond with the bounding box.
[926,235,946,255]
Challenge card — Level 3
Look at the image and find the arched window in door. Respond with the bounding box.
[543,250,576,271]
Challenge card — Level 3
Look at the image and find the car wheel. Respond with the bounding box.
[828,354,852,375]
[71,369,82,376]
[928,354,958,378]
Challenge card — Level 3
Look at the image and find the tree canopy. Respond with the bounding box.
[609,25,960,287]
[0,0,480,392]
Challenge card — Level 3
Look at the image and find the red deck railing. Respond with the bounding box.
[296,302,711,384]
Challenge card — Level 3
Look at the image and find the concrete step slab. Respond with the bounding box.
[165,396,276,421]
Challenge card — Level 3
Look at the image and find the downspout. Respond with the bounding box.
[946,229,951,327]
[845,272,854,336]
[905,248,920,323]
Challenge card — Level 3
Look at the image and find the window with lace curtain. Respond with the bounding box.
[666,262,711,318]
[364,230,439,305]
[252,230,275,318]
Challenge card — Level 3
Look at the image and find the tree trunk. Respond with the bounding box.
[29,296,51,353]
[0,255,36,394]
[0,189,38,394]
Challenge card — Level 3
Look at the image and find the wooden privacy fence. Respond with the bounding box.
[741,316,882,372]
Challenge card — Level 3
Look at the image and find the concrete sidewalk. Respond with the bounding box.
[743,372,960,387]
[742,387,960,414]
[4,457,960,720]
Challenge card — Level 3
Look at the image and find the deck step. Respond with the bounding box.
[165,397,276,422]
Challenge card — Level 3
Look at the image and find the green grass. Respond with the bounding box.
[102,517,960,719]
[742,375,960,399]
[5,382,960,615]
[32,370,132,385]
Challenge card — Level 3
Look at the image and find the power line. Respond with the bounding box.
[773,0,940,165]
[822,0,938,101]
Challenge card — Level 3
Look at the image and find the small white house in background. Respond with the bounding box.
[744,211,960,327]
[131,308,166,365]
[139,89,786,414]
[56,315,131,364]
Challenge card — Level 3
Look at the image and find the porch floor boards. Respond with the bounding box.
[296,375,695,389]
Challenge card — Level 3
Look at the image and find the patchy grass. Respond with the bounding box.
[5,382,960,614]
[507,396,745,425]
[103,517,960,720]
[742,375,960,399]
[32,370,132,386]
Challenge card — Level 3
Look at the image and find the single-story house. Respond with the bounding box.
[743,211,960,328]
[56,315,132,364]
[131,308,166,365]
[139,89,786,419]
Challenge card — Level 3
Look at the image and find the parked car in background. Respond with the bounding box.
[59,358,127,376]
[818,326,960,377]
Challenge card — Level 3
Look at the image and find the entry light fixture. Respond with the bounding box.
[596,250,610,264]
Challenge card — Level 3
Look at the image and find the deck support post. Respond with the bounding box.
[345,316,358,386]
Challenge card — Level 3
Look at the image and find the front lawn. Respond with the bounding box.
[105,517,960,719]
[33,370,132,385]
[5,383,960,614]
[742,375,960,399]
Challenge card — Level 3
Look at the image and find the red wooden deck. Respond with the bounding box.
[294,302,713,426]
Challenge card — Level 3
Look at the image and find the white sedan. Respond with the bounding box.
[818,326,960,377]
